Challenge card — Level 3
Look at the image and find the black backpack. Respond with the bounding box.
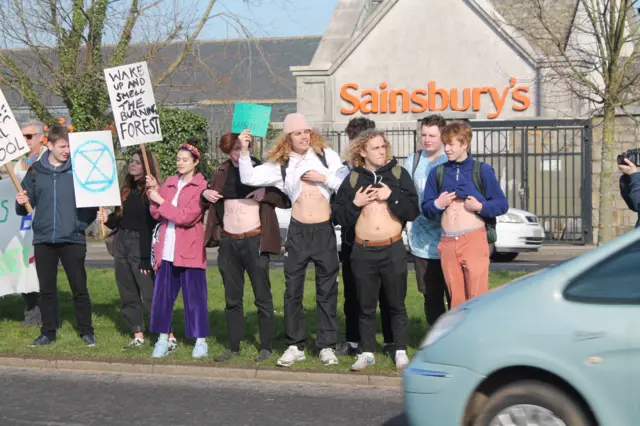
[435,161,497,244]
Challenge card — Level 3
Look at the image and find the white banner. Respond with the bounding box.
[104,61,163,147]
[0,172,38,297]
[69,131,121,208]
[0,89,29,166]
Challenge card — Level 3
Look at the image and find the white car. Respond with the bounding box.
[275,207,544,262]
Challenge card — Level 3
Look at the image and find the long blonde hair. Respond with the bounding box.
[345,129,392,168]
[268,129,328,165]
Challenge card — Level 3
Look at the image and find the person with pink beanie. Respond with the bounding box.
[237,113,349,367]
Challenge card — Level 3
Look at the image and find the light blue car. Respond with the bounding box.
[404,227,640,426]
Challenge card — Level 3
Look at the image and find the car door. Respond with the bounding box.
[563,240,640,424]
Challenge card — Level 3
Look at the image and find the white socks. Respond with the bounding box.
[158,333,169,341]
[196,338,206,344]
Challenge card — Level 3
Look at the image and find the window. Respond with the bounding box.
[564,240,640,304]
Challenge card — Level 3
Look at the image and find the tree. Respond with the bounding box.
[0,0,269,132]
[490,0,640,245]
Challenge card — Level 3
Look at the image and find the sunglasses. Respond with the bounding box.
[22,133,39,140]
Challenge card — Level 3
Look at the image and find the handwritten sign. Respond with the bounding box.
[104,61,162,147]
[69,131,121,208]
[0,173,38,297]
[0,90,29,166]
[231,103,272,138]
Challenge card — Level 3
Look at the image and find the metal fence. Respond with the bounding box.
[209,119,592,245]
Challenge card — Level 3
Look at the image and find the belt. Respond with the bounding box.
[354,234,402,248]
[222,226,262,239]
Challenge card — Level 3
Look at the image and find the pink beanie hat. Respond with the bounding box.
[283,113,311,134]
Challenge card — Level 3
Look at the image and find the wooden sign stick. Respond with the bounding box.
[98,207,106,240]
[5,164,32,213]
[141,143,151,176]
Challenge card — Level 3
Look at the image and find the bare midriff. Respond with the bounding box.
[223,199,261,234]
[355,200,402,241]
[441,199,485,233]
[291,180,331,224]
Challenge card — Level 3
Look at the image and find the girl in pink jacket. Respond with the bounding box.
[146,142,209,359]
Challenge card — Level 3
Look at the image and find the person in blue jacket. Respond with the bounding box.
[422,121,508,308]
[15,124,98,347]
[619,155,640,227]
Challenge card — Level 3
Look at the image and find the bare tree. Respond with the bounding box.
[490,0,640,244]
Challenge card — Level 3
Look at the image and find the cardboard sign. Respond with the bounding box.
[0,90,29,166]
[0,172,39,297]
[231,102,272,138]
[104,61,163,147]
[69,131,121,208]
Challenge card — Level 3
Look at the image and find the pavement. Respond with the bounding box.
[0,367,406,425]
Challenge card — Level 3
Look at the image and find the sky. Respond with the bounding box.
[201,0,340,39]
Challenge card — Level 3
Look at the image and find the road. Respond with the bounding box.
[0,368,406,426]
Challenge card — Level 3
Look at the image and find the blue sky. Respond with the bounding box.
[201,0,340,39]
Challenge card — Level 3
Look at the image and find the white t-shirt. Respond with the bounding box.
[162,178,187,262]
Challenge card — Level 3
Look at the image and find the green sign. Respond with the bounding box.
[231,103,272,138]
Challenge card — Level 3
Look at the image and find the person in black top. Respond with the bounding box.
[98,150,176,349]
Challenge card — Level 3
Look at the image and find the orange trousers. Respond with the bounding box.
[437,227,490,309]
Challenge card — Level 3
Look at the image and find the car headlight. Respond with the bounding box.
[419,309,466,349]
[497,213,525,223]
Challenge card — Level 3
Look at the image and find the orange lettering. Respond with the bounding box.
[380,82,389,113]
[428,81,449,112]
[361,90,379,114]
[450,88,471,111]
[472,87,490,112]
[411,89,428,113]
[487,86,510,119]
[390,89,410,113]
[340,83,360,115]
[512,86,531,112]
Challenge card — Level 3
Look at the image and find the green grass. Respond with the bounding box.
[0,268,528,374]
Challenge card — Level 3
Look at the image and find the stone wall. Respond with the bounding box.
[590,115,640,244]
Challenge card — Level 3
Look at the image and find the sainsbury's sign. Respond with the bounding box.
[340,78,531,119]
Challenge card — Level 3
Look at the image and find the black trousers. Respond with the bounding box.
[218,233,275,352]
[352,240,408,353]
[341,242,393,344]
[283,219,339,350]
[414,256,450,326]
[114,229,155,333]
[34,243,93,340]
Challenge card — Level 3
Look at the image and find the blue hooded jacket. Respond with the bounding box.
[620,172,640,227]
[422,154,508,220]
[15,151,98,245]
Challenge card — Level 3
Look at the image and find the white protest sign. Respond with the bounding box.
[0,89,29,166]
[104,61,162,147]
[69,131,121,208]
[0,172,38,297]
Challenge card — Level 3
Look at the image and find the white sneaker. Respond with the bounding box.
[276,345,306,367]
[395,350,410,370]
[351,352,375,371]
[319,348,339,366]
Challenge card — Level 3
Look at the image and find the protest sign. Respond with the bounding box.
[0,172,38,297]
[69,131,121,208]
[104,61,162,147]
[231,102,272,138]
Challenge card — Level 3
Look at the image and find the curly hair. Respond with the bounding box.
[267,129,328,165]
[345,129,392,168]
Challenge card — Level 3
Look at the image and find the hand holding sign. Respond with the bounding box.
[231,103,272,138]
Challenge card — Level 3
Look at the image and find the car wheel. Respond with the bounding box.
[473,381,591,426]
[491,252,519,262]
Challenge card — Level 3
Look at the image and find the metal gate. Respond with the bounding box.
[471,120,592,245]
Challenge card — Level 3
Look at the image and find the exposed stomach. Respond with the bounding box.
[291,181,331,224]
[441,199,485,233]
[355,200,402,241]
[223,199,261,234]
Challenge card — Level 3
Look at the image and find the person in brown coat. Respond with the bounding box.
[203,132,290,363]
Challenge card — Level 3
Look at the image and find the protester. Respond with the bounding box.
[618,154,640,227]
[422,121,508,308]
[238,113,349,367]
[333,129,419,371]
[202,133,290,363]
[147,141,209,359]
[14,120,49,327]
[403,115,450,326]
[15,124,98,347]
[335,117,394,357]
[98,150,179,350]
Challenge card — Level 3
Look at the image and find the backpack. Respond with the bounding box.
[435,161,497,244]
[411,150,423,180]
[349,164,403,188]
